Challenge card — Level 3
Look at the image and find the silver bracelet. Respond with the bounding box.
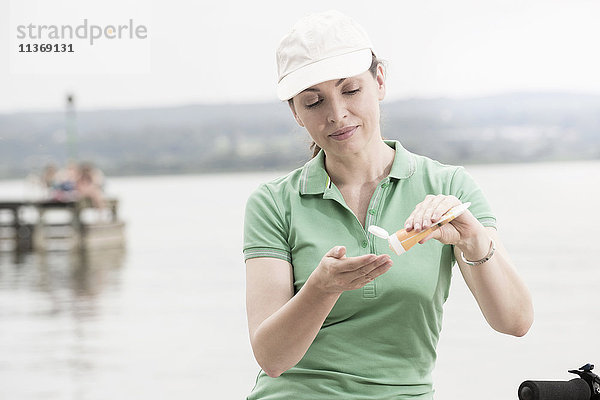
[460,238,496,266]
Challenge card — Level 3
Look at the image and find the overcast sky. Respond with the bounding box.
[1,0,599,113]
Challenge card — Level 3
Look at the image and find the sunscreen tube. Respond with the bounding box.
[368,202,471,255]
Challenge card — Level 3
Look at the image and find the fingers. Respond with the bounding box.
[430,196,461,224]
[368,260,393,280]
[316,251,393,293]
[325,245,346,259]
[344,254,392,281]
[349,256,393,287]
[405,195,461,232]
[335,253,378,272]
[404,194,436,231]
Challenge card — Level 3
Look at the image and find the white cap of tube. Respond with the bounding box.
[367,225,406,255]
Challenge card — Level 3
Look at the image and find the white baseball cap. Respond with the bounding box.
[276,10,376,101]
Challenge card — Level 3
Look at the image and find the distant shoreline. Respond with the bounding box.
[3,156,599,184]
[2,91,599,180]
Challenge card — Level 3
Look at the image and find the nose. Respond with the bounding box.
[326,94,348,123]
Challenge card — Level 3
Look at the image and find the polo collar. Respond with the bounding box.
[299,140,415,196]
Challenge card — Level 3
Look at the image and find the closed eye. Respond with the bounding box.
[304,88,359,109]
[305,99,323,109]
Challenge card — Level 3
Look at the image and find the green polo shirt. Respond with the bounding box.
[243,140,496,399]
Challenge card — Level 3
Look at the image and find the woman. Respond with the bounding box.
[243,10,533,399]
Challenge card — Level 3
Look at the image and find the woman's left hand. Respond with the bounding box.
[403,194,485,248]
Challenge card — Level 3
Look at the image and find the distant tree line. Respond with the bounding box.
[1,92,599,180]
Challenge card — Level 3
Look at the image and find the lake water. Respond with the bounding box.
[1,160,599,400]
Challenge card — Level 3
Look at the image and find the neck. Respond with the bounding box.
[324,139,395,187]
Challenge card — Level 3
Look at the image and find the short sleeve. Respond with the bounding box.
[449,167,497,229]
[243,183,291,263]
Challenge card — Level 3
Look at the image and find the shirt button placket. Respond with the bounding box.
[362,179,390,299]
[366,180,388,252]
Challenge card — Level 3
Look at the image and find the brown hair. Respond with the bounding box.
[289,52,383,158]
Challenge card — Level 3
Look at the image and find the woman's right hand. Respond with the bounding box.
[308,246,393,295]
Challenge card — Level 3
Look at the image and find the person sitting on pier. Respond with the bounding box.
[44,162,107,214]
[46,162,78,202]
[75,162,106,210]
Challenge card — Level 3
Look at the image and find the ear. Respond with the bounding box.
[376,64,386,101]
[288,99,305,127]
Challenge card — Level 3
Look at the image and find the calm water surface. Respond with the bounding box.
[1,161,599,399]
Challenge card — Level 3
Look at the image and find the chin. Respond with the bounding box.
[325,137,369,156]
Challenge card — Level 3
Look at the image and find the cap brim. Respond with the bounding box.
[277,48,373,101]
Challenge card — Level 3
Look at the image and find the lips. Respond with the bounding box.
[329,126,357,141]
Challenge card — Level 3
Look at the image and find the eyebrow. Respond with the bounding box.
[300,78,346,93]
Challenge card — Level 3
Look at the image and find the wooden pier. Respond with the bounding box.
[0,198,125,252]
